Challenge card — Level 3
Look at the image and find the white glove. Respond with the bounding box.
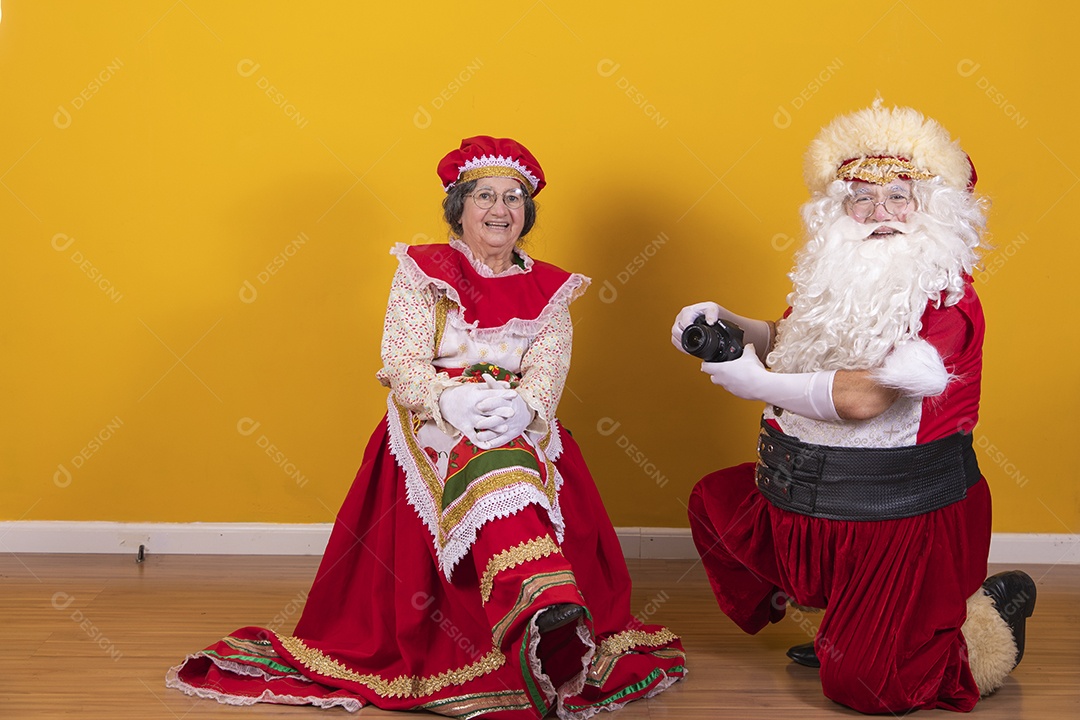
[438,376,517,446]
[671,301,773,361]
[474,391,534,449]
[701,344,841,422]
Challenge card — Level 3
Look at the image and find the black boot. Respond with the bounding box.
[786,641,820,668]
[536,603,584,634]
[980,570,1036,667]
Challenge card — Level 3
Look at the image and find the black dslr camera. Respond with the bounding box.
[681,316,745,362]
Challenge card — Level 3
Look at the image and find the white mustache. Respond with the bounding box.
[827,215,913,243]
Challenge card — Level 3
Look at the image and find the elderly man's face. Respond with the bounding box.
[844,180,915,235]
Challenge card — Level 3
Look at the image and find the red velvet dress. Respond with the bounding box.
[167,241,686,718]
[689,285,991,713]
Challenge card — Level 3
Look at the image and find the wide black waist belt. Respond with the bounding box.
[755,420,981,521]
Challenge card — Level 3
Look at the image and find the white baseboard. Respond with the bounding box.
[0,521,333,556]
[0,521,1076,564]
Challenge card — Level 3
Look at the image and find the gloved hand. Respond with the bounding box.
[671,301,773,361]
[474,390,534,449]
[438,375,518,446]
[701,344,841,422]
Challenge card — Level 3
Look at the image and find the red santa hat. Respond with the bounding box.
[437,135,546,197]
[804,99,977,193]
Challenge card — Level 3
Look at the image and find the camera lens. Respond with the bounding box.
[680,317,745,363]
[681,324,717,359]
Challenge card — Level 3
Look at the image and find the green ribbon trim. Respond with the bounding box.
[202,649,301,676]
[442,446,539,508]
[518,625,549,716]
[563,665,686,712]
[419,690,532,718]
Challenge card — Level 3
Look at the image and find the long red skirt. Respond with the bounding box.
[168,418,685,718]
[688,462,991,714]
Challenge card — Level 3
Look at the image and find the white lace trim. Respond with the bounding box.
[386,393,567,580]
[526,614,560,711]
[767,394,922,448]
[449,235,535,276]
[165,656,362,712]
[517,611,598,720]
[445,155,542,194]
[440,483,565,579]
[389,242,591,343]
[552,622,598,719]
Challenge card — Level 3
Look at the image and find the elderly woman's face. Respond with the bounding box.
[459,176,527,260]
[845,179,915,232]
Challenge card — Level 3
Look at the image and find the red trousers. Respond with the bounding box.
[688,462,992,713]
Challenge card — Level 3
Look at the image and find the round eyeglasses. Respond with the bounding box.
[467,188,526,210]
[847,192,912,220]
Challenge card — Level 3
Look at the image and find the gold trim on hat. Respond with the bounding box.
[836,156,934,185]
[459,166,532,190]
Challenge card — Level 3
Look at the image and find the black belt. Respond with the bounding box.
[755,421,981,521]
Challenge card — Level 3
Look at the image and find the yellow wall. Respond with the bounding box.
[2,1,1076,533]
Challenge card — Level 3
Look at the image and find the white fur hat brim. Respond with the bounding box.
[804,99,974,194]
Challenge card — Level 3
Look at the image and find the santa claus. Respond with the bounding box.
[672,101,1035,713]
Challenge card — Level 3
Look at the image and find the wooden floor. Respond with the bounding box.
[0,553,1076,719]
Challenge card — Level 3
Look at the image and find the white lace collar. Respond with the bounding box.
[448,236,535,278]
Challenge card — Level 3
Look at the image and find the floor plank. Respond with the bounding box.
[0,554,1075,718]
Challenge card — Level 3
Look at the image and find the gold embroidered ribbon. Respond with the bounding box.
[278,634,506,699]
[836,156,934,185]
[479,535,563,604]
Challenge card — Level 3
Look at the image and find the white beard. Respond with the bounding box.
[767,212,973,373]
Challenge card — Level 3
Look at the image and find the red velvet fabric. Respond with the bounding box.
[169,418,685,717]
[406,244,578,329]
[688,462,991,713]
